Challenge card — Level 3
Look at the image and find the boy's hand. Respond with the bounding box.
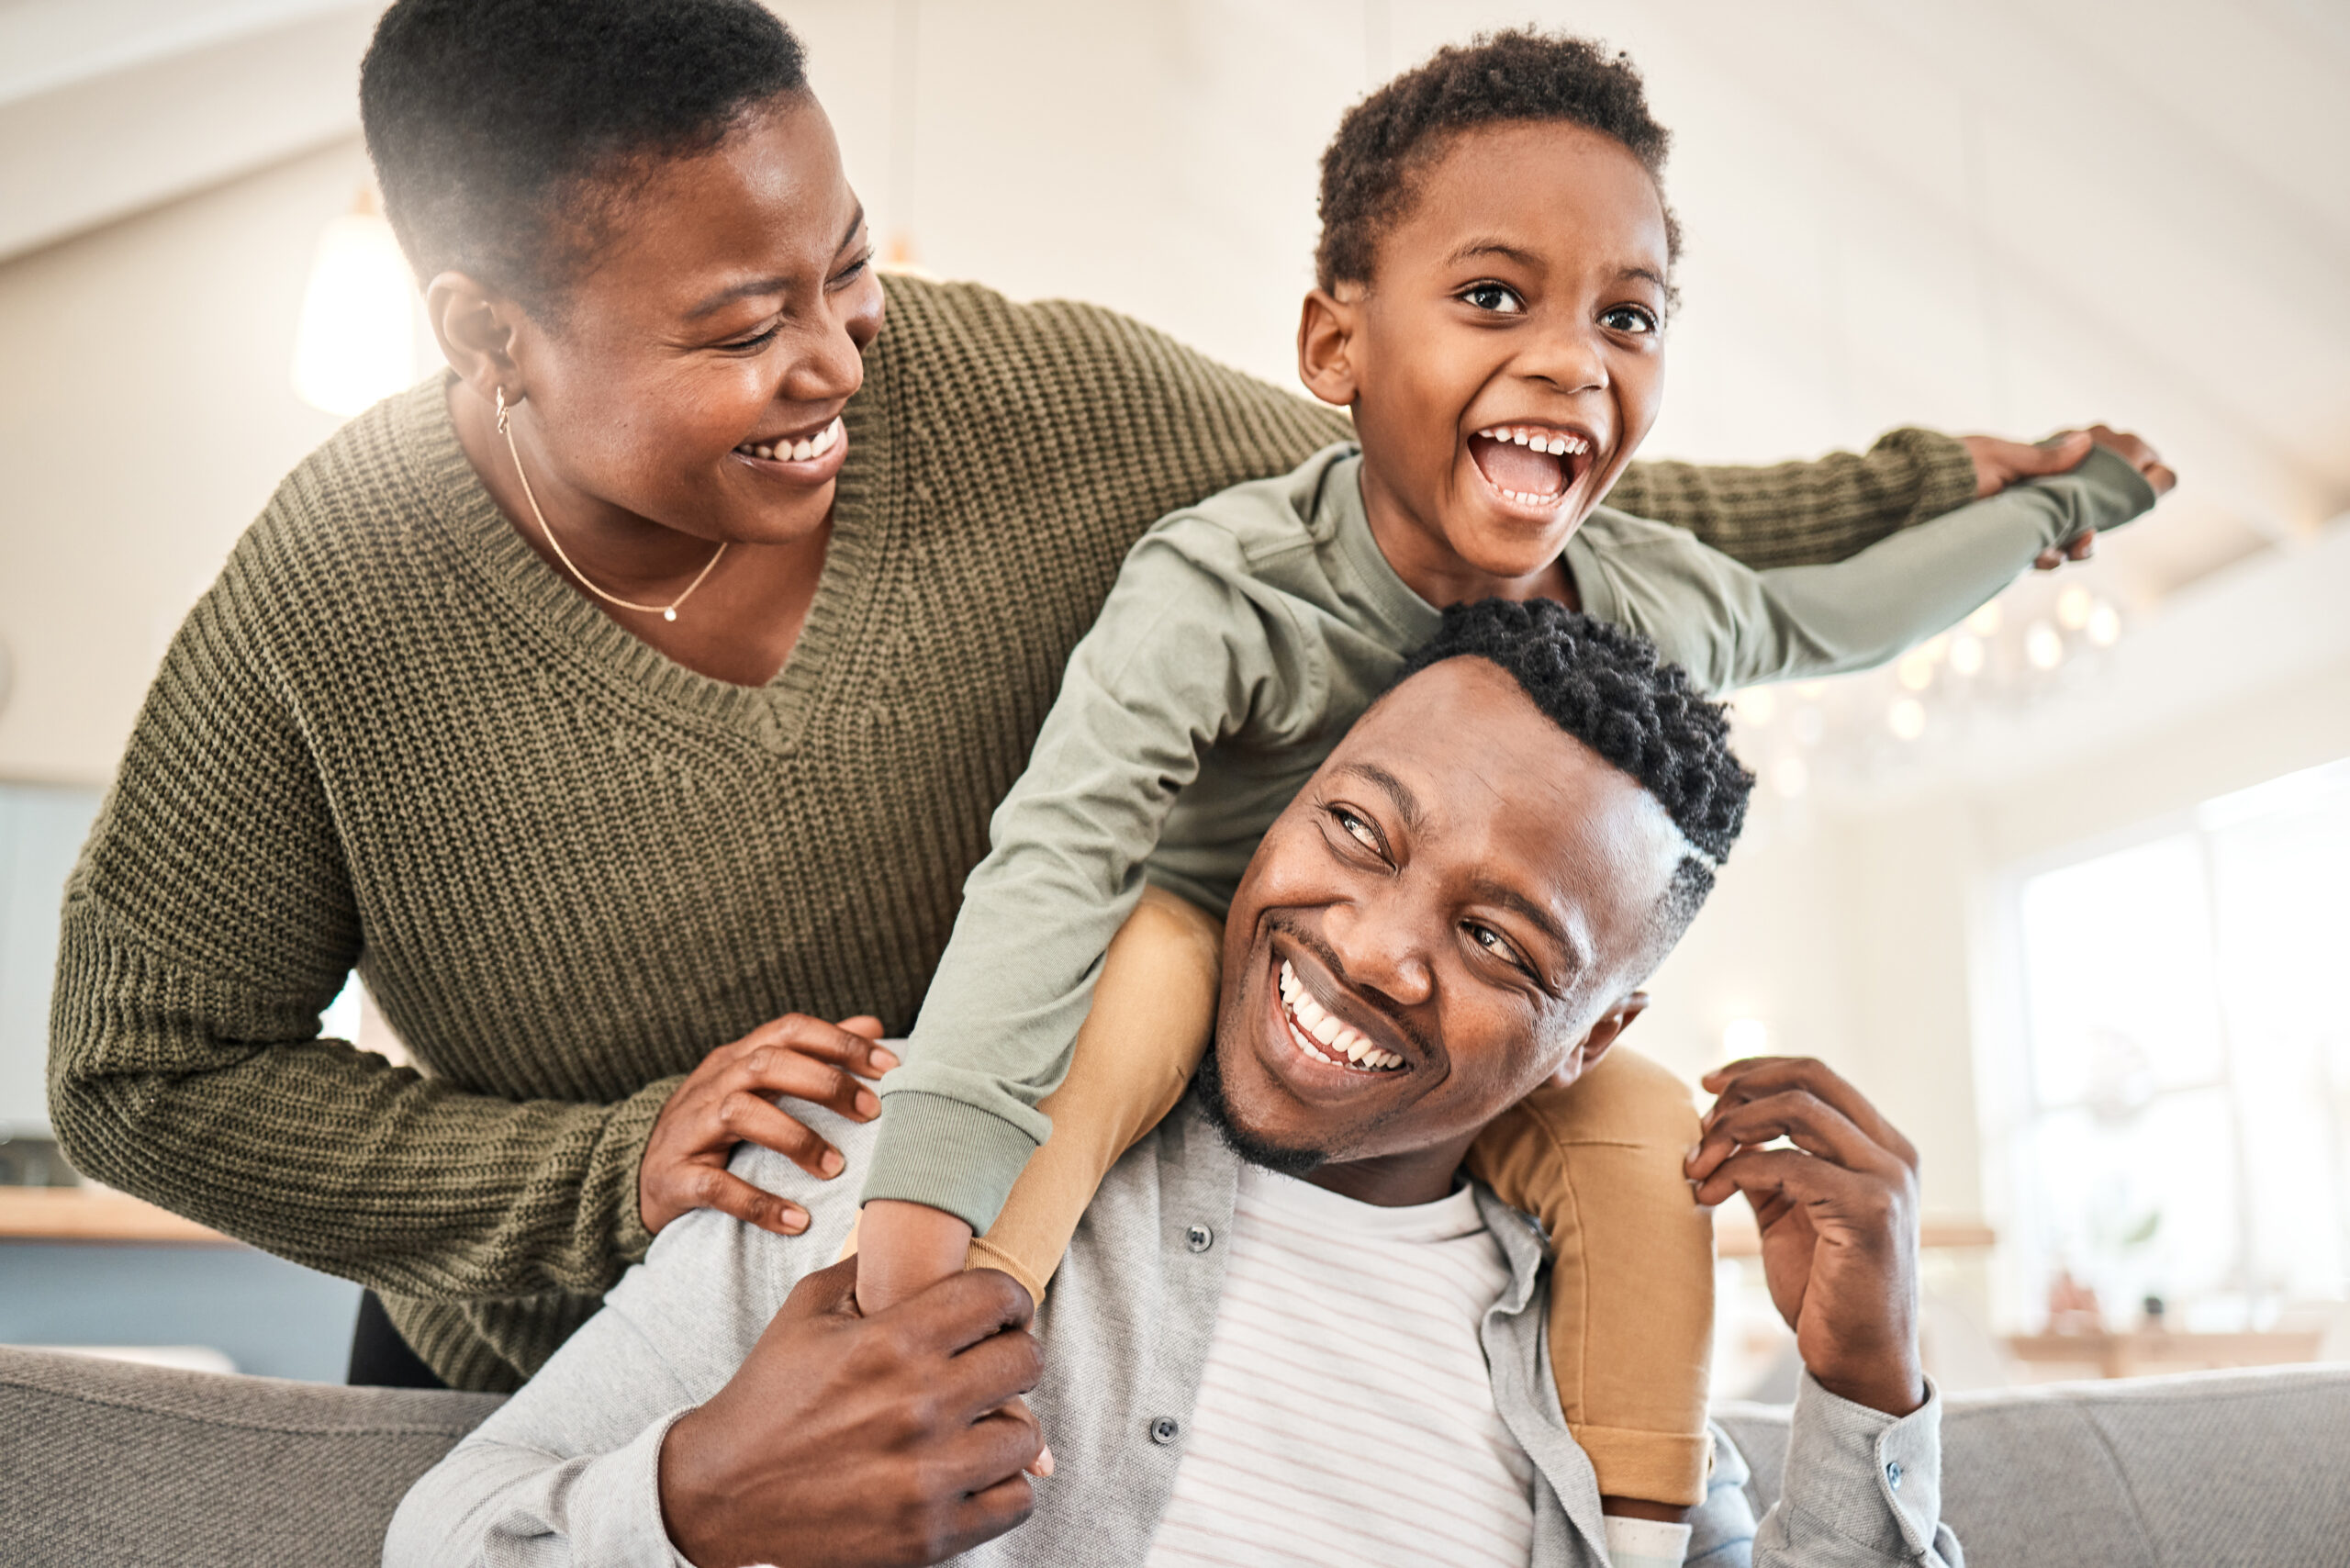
[856,1199,978,1317]
[1962,425,2177,571]
[640,1014,895,1238]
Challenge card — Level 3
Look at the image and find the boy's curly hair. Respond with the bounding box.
[1315,28,1681,292]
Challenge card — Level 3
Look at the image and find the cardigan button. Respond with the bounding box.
[1185,1224,1214,1253]
[1149,1417,1181,1445]
[1884,1459,1904,1491]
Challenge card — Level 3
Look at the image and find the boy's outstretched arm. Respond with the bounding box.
[1584,436,2169,696]
[856,514,1321,1306]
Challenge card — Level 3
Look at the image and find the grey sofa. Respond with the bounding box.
[3,1344,2345,1566]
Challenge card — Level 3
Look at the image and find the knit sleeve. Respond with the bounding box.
[1606,428,1980,571]
[46,577,665,1301]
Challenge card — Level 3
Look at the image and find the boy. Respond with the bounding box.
[853,28,2164,1538]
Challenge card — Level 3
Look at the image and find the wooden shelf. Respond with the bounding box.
[1716,1208,1992,1258]
[2006,1328,2326,1380]
[0,1187,235,1245]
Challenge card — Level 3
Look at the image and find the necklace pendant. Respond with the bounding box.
[662,608,677,622]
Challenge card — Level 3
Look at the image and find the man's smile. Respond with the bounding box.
[1256,938,1422,1105]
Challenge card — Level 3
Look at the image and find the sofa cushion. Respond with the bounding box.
[0,1344,505,1568]
[1718,1362,2350,1567]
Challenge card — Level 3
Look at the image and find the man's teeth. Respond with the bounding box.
[1474,424,1589,458]
[735,416,843,463]
[1277,958,1403,1071]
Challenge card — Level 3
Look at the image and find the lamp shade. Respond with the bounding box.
[291,204,417,417]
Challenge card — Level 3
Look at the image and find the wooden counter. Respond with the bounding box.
[2006,1327,2327,1380]
[0,1186,234,1246]
[1717,1207,1993,1258]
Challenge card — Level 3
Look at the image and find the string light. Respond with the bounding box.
[1948,632,1985,677]
[2056,585,2094,631]
[1722,1019,1770,1058]
[2025,621,2065,670]
[2086,601,2121,647]
[1966,601,2003,636]
[1889,697,1926,740]
[1897,651,1935,691]
[1733,688,1777,726]
[1772,754,1809,799]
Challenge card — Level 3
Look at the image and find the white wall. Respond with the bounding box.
[1636,524,2350,1242]
[0,138,372,783]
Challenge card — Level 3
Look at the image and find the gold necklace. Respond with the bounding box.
[497,388,726,623]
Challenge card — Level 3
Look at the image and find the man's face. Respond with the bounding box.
[1205,657,1689,1196]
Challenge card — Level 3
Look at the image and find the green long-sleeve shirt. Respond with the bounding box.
[45,275,1976,1392]
[875,442,2156,1229]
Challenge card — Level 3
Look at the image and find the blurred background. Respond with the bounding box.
[1,0,2344,1392]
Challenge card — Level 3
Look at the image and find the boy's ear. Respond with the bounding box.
[425,270,529,408]
[1572,991,1650,1073]
[1296,286,1363,409]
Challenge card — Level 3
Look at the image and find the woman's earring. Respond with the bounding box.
[495,386,509,435]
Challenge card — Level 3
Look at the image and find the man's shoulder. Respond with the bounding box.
[595,1107,878,1384]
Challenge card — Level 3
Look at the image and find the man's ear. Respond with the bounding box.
[1296,286,1363,409]
[424,270,529,409]
[1572,991,1651,1073]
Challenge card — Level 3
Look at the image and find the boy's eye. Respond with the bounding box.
[1600,303,1660,335]
[1460,282,1526,316]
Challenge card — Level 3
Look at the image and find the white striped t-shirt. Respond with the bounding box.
[1144,1163,1538,1567]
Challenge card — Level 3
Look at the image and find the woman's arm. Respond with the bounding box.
[48,585,670,1303]
[919,282,1978,579]
[1606,428,1981,571]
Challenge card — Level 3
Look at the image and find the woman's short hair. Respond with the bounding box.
[360,0,807,317]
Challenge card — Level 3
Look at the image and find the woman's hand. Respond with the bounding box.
[640,1014,898,1238]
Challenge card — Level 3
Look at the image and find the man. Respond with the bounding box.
[386,602,1959,1567]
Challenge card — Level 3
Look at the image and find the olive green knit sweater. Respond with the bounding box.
[48,274,1975,1391]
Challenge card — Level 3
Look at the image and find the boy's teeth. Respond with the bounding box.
[1474,425,1589,457]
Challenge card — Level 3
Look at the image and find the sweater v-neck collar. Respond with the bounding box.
[394,353,896,753]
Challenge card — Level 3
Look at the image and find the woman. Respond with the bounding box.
[49,0,1994,1393]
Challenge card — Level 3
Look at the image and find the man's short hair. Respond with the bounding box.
[360,0,808,317]
[1397,599,1752,969]
[1315,28,1682,292]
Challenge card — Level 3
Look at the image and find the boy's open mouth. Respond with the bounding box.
[1468,423,1595,510]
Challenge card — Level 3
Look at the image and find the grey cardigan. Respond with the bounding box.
[386,1100,1964,1567]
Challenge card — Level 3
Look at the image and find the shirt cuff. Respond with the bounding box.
[563,1405,700,1566]
[1604,1514,1694,1568]
[861,1089,1041,1234]
[1779,1372,1946,1560]
[1882,427,1980,527]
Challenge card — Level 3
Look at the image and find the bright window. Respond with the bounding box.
[1993,757,2350,1329]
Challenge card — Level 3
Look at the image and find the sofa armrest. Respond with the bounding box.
[0,1344,505,1568]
